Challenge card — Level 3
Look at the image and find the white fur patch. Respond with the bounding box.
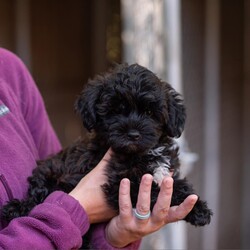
[153,164,170,186]
[148,146,171,186]
[168,142,178,151]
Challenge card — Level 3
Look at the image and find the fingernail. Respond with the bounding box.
[164,177,173,188]
[190,194,198,204]
[121,178,130,186]
[143,174,153,181]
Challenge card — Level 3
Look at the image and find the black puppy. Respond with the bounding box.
[2,63,212,235]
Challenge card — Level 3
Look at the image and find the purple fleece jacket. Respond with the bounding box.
[0,48,140,249]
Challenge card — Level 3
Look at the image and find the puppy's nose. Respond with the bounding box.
[127,130,141,141]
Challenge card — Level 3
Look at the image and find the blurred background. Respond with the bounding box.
[0,0,249,249]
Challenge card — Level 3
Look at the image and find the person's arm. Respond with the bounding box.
[0,191,89,250]
[0,48,87,249]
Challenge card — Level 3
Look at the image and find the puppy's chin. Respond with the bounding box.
[111,143,148,155]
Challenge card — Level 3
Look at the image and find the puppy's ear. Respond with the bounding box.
[75,83,103,131]
[164,83,186,138]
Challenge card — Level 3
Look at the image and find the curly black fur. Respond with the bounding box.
[1,63,212,248]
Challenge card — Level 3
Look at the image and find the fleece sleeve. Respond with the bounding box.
[0,191,89,249]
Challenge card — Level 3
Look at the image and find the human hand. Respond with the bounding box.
[105,174,198,248]
[69,149,116,223]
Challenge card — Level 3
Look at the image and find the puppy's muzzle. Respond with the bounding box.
[127,130,141,141]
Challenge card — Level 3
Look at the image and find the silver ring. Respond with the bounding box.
[133,208,151,220]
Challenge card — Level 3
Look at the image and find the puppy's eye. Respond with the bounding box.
[145,109,152,116]
[114,103,126,114]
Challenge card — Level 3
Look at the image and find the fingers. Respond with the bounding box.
[167,194,198,223]
[119,178,133,220]
[151,177,198,225]
[136,175,152,213]
[135,174,153,222]
[115,173,199,247]
[119,173,197,226]
[119,174,153,223]
[151,177,173,223]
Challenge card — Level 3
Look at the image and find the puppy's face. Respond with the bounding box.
[76,64,186,154]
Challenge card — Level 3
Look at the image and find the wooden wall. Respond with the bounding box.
[0,0,120,146]
[182,0,250,249]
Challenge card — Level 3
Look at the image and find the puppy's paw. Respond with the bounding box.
[2,199,24,223]
[184,199,213,226]
[2,198,36,223]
